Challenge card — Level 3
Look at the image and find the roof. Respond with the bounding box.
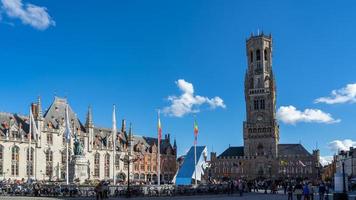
[43,97,86,132]
[218,146,244,158]
[278,144,311,156]
[0,112,29,137]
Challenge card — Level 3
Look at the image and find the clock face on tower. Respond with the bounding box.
[257,115,263,121]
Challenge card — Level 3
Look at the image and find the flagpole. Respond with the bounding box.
[28,107,32,181]
[112,105,117,185]
[66,141,69,184]
[65,104,71,185]
[157,110,161,186]
[194,139,197,186]
[194,118,198,186]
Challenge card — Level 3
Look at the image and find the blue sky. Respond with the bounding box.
[0,0,356,163]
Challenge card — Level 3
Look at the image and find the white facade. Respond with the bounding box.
[0,96,177,182]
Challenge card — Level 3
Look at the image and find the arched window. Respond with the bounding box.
[104,153,110,178]
[254,100,259,110]
[0,145,3,175]
[264,49,268,61]
[27,147,34,176]
[260,99,265,110]
[140,173,145,180]
[115,154,120,170]
[250,51,253,63]
[256,49,261,61]
[94,153,100,177]
[133,173,139,180]
[45,149,53,177]
[61,151,67,180]
[11,146,20,176]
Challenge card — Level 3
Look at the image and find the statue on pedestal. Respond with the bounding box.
[74,133,83,156]
[69,133,88,184]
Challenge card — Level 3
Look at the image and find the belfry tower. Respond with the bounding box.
[243,33,279,177]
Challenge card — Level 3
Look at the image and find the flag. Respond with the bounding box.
[157,111,162,143]
[194,119,198,144]
[29,108,39,140]
[298,160,306,167]
[112,105,117,145]
[65,104,71,143]
[280,160,288,166]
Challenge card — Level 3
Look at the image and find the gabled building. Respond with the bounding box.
[0,96,177,183]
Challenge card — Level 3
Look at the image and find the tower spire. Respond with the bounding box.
[121,119,126,133]
[85,105,93,128]
[37,96,42,119]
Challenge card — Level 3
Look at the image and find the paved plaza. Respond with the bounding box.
[0,193,347,200]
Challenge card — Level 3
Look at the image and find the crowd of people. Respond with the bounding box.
[285,181,331,200]
[218,178,333,200]
[0,177,337,200]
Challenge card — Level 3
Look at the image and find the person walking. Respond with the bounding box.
[284,182,288,195]
[303,183,310,200]
[95,182,103,200]
[287,183,294,200]
[294,182,303,200]
[230,180,235,195]
[238,181,244,196]
[308,182,314,200]
[318,182,325,200]
[324,183,329,200]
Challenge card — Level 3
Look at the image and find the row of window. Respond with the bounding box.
[253,99,265,110]
[279,166,313,174]
[250,49,269,63]
[0,145,164,179]
[248,127,272,133]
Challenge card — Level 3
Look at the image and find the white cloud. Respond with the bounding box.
[163,79,226,117]
[1,0,55,30]
[315,83,356,104]
[328,139,356,152]
[277,105,340,124]
[320,156,333,166]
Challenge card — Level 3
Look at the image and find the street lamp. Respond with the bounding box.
[120,154,142,198]
[119,124,143,198]
[333,151,348,200]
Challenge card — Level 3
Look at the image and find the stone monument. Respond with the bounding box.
[69,134,89,184]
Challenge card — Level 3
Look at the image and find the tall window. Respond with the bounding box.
[27,147,34,176]
[256,49,261,61]
[260,99,265,110]
[0,145,3,175]
[94,153,100,177]
[11,146,20,176]
[250,51,253,63]
[104,153,110,178]
[61,151,67,180]
[264,49,268,61]
[45,149,53,177]
[253,100,259,110]
[47,133,53,145]
[115,154,120,169]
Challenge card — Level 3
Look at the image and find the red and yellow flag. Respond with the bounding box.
[158,113,162,143]
[194,120,198,144]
